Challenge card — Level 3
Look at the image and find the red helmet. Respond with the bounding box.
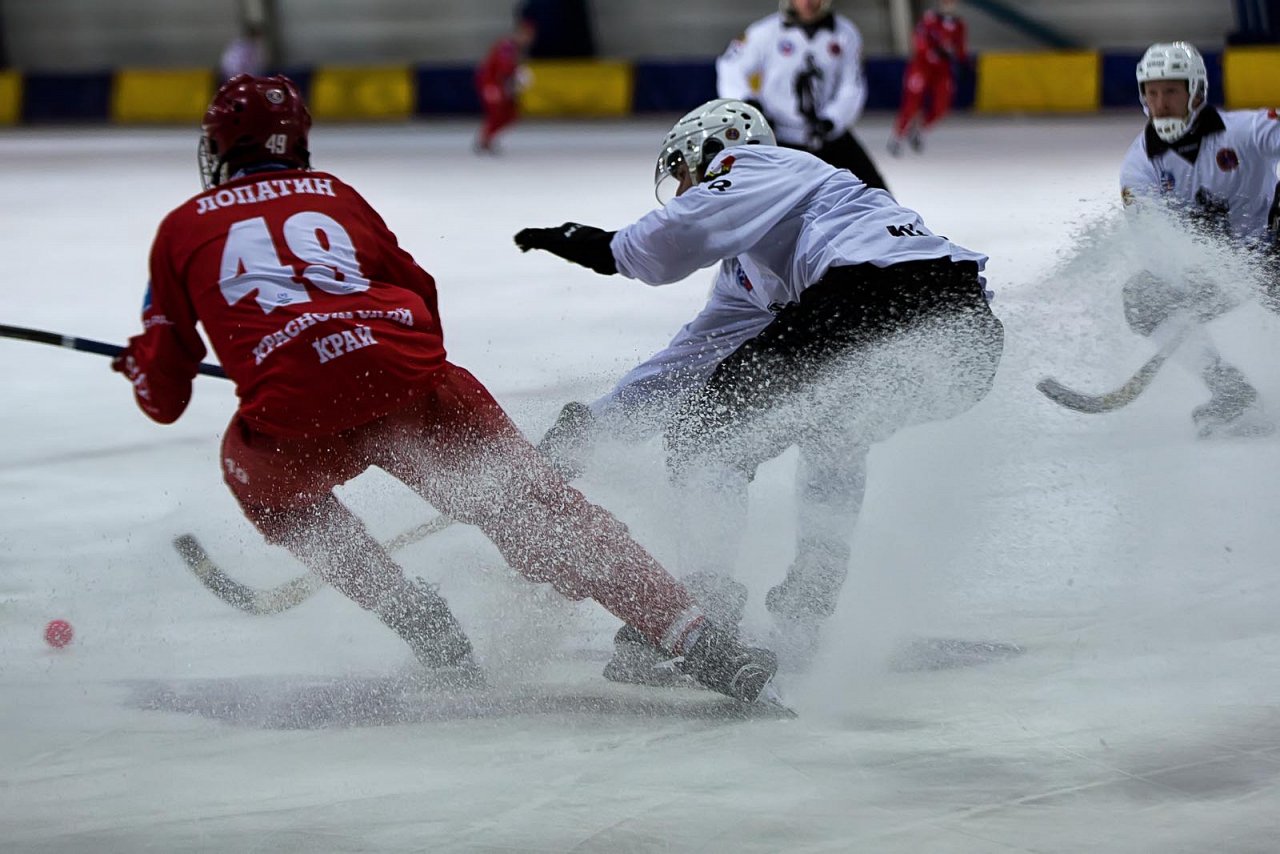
[199,74,311,189]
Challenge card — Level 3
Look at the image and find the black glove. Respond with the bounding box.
[514,222,618,275]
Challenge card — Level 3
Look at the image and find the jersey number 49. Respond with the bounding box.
[219,211,370,313]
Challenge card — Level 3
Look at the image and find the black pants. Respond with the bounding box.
[782,131,890,193]
[665,259,1003,476]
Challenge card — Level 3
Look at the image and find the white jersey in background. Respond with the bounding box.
[597,144,986,424]
[1121,105,1280,249]
[716,12,868,147]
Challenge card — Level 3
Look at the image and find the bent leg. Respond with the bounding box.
[922,71,955,129]
[894,65,928,138]
[766,436,868,622]
[376,365,706,654]
[221,416,472,667]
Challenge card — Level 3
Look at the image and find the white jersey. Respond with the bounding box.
[716,12,867,147]
[1120,106,1280,249]
[589,261,775,428]
[596,144,986,424]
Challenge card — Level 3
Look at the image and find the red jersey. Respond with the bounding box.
[912,10,967,68]
[124,169,447,438]
[476,36,522,97]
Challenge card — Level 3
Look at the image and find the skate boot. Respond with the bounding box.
[603,572,748,687]
[1193,364,1274,438]
[886,136,903,157]
[375,578,483,685]
[602,624,690,687]
[678,623,779,704]
[764,542,850,671]
[908,128,924,153]
[535,401,595,478]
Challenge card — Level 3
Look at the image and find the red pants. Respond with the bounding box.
[478,95,518,148]
[221,362,702,651]
[894,61,955,137]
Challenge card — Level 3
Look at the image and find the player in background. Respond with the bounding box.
[219,21,266,81]
[515,99,1003,676]
[112,75,781,706]
[887,0,968,156]
[474,9,537,154]
[716,0,889,192]
[1120,42,1280,437]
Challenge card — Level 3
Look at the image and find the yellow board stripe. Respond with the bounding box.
[1223,47,1280,110]
[112,68,215,123]
[976,51,1099,113]
[0,70,21,125]
[310,66,414,121]
[520,60,634,118]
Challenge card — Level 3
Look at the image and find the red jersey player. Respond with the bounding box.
[474,12,536,153]
[113,74,780,705]
[889,0,968,155]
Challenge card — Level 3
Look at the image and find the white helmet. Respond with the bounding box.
[1136,42,1208,144]
[654,98,776,204]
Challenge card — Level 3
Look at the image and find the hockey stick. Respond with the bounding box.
[1036,323,1192,415]
[173,512,457,615]
[0,323,227,379]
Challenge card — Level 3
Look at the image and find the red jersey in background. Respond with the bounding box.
[913,10,967,68]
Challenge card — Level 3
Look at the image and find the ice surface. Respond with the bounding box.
[2,114,1279,852]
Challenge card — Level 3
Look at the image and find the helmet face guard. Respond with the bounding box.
[199,74,312,189]
[1136,42,1208,144]
[653,98,776,204]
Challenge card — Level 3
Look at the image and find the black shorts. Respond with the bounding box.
[665,258,1003,471]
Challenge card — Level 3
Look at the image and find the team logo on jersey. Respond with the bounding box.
[1158,170,1176,192]
[1216,148,1240,171]
[704,155,735,180]
[735,262,754,292]
[779,40,794,56]
[265,88,286,105]
[829,42,842,56]
[1268,108,1278,120]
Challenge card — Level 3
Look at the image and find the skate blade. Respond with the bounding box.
[755,681,797,718]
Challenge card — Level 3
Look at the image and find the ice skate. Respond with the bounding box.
[678,623,782,706]
[908,127,924,153]
[1192,380,1274,439]
[886,136,904,157]
[764,545,848,670]
[1194,398,1276,438]
[602,624,691,688]
[377,579,484,687]
[602,570,747,684]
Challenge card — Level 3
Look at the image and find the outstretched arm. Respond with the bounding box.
[515,222,618,275]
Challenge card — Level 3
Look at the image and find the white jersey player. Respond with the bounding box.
[516,99,1003,674]
[1119,42,1280,436]
[716,0,889,191]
